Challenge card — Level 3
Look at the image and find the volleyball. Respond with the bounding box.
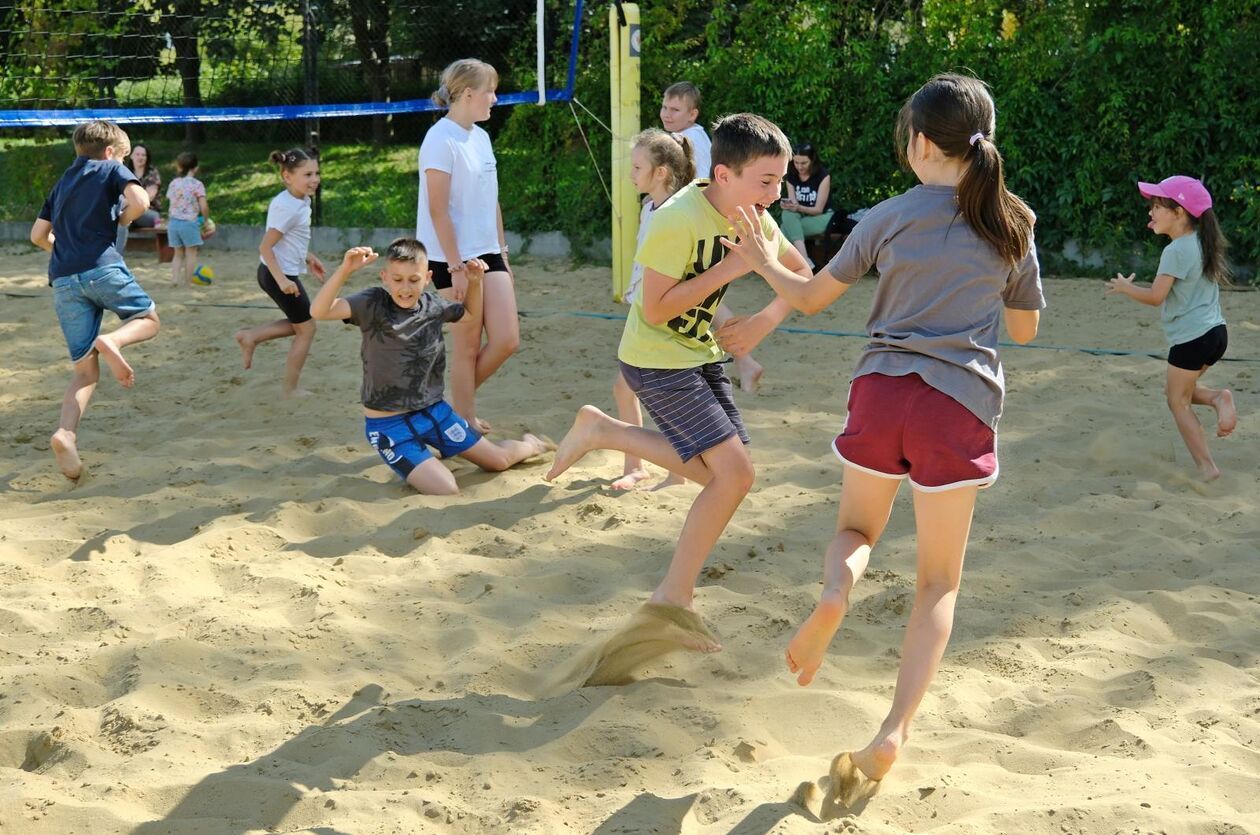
[192,264,215,286]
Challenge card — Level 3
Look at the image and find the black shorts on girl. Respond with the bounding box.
[429,252,509,291]
[619,361,750,463]
[1167,323,1227,371]
[364,401,481,480]
[256,262,312,324]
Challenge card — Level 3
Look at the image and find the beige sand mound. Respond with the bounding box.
[0,244,1257,833]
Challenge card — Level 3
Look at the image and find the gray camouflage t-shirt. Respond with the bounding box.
[344,287,465,412]
[825,184,1045,428]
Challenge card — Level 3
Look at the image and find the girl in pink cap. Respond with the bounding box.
[1106,175,1236,481]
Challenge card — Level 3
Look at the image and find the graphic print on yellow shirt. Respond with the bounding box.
[618,181,789,369]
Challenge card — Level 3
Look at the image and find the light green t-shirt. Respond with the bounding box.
[618,181,789,369]
[1158,232,1225,347]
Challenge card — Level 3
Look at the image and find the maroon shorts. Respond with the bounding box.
[832,373,998,491]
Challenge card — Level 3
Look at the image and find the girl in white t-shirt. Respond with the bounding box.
[608,129,695,490]
[417,59,516,433]
[233,147,327,398]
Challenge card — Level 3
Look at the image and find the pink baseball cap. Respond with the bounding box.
[1137,175,1213,217]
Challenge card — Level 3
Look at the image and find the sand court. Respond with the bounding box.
[1,244,1257,832]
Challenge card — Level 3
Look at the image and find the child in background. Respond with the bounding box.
[659,80,764,392]
[610,128,695,491]
[29,120,160,479]
[309,239,551,494]
[165,152,209,287]
[721,73,1044,807]
[547,113,803,661]
[234,147,326,398]
[1106,175,1236,480]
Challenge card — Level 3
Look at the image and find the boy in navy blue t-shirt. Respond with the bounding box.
[30,120,161,480]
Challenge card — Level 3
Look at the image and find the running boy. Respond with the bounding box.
[30,120,161,480]
[546,113,805,647]
[309,239,551,495]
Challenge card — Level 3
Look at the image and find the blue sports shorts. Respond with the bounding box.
[364,400,482,479]
[52,262,156,362]
[167,217,203,247]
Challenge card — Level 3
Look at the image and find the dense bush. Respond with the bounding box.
[497,0,1259,275]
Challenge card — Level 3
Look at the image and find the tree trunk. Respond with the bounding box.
[172,0,204,144]
[348,0,392,145]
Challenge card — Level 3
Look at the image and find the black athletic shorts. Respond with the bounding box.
[256,262,312,324]
[429,252,509,290]
[1168,323,1227,371]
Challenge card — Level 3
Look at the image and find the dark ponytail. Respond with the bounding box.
[268,146,319,173]
[897,73,1034,266]
[1194,208,1233,286]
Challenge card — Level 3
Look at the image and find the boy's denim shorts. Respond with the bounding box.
[167,217,203,247]
[52,262,156,362]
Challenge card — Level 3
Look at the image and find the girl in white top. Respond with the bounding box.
[609,129,695,490]
[417,59,517,433]
[233,147,327,398]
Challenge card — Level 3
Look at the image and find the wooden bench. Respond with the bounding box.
[804,232,848,268]
[125,223,174,263]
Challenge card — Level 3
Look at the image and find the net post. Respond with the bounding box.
[303,0,323,224]
[537,0,546,105]
[609,3,640,301]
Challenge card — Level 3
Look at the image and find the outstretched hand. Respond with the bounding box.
[719,205,776,271]
[340,246,379,273]
[464,257,489,283]
[716,313,774,357]
[309,254,328,283]
[1105,272,1135,296]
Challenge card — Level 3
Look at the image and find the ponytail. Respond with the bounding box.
[269,146,319,173]
[898,73,1034,266]
[431,59,498,110]
[1194,208,1233,286]
[632,128,696,196]
[956,135,1034,266]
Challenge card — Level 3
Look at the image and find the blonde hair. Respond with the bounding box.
[632,128,695,195]
[72,120,130,159]
[430,59,499,108]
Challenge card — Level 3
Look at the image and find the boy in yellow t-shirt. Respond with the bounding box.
[546,113,810,651]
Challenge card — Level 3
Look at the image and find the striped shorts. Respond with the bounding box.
[619,361,750,463]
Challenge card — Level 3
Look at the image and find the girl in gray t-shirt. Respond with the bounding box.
[1106,175,1236,481]
[721,73,1044,804]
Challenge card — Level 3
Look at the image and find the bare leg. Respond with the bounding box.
[94,311,160,389]
[546,405,716,486]
[185,246,200,285]
[849,483,977,787]
[785,466,901,685]
[610,370,652,490]
[405,458,459,495]
[715,303,763,393]
[282,319,317,398]
[441,281,484,429]
[234,319,296,370]
[51,354,101,480]
[474,270,520,387]
[1166,364,1219,480]
[170,247,184,286]
[649,435,754,612]
[1192,382,1237,437]
[460,433,552,472]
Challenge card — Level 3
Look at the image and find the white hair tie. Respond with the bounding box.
[969,132,985,147]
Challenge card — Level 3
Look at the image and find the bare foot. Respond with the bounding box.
[283,387,313,399]
[1200,462,1221,482]
[1214,389,1236,437]
[639,602,722,653]
[610,467,651,490]
[50,429,82,480]
[822,750,884,813]
[650,472,687,491]
[735,355,764,394]
[234,330,256,370]
[785,593,847,686]
[93,335,134,388]
[545,405,607,482]
[525,432,556,458]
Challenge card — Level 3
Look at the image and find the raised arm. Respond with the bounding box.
[721,206,853,314]
[639,251,752,326]
[1106,272,1174,307]
[311,247,378,320]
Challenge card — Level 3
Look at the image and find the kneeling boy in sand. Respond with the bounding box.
[30,120,161,480]
[544,113,808,676]
[310,239,550,494]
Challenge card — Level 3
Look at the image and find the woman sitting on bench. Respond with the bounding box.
[780,141,833,269]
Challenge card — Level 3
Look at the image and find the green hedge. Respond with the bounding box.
[498,0,1259,275]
